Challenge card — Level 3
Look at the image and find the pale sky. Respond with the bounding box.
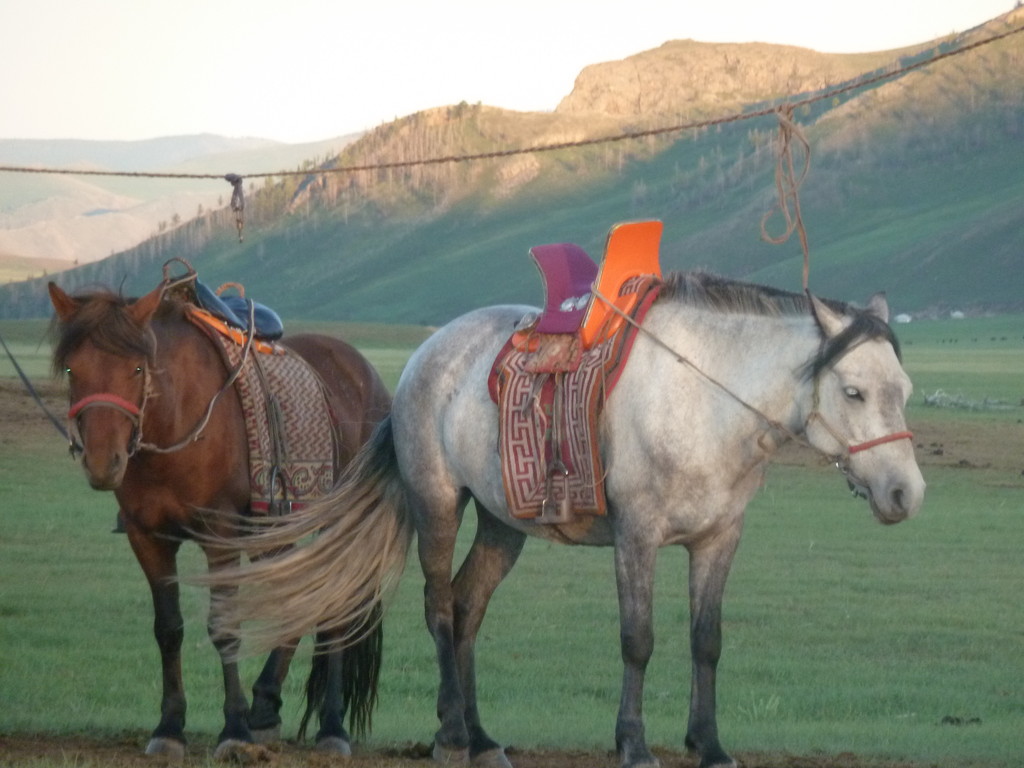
[0,0,1015,145]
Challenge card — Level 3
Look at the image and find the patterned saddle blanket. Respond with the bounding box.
[488,220,663,523]
[187,307,337,515]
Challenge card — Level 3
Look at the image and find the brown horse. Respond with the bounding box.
[47,276,391,761]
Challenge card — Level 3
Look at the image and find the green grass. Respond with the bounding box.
[897,316,1023,425]
[1,319,1022,767]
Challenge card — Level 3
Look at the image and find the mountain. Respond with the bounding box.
[0,133,361,277]
[2,9,1022,322]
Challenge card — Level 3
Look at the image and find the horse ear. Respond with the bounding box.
[808,293,846,338]
[127,284,165,328]
[865,292,890,323]
[48,282,80,322]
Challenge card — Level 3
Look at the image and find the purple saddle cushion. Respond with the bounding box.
[529,243,598,334]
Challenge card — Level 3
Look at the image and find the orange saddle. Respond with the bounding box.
[580,220,663,348]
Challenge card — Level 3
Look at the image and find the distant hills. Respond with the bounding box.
[2,8,1022,322]
[0,133,360,277]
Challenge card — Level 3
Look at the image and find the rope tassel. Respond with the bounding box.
[225,173,245,242]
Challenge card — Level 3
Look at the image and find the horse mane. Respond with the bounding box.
[51,288,182,375]
[657,270,825,317]
[656,270,901,377]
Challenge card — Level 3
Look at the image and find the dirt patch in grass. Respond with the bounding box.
[0,733,938,768]
[4,379,1022,478]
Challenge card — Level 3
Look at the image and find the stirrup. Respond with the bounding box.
[537,461,573,524]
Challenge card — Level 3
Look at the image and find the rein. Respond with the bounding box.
[591,287,913,466]
[592,286,794,442]
[0,329,79,451]
[139,303,256,455]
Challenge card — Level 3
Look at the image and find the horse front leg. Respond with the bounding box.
[613,533,659,768]
[685,523,742,768]
[204,550,259,760]
[124,525,187,761]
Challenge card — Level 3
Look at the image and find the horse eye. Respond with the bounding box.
[843,386,863,401]
[64,367,73,378]
[134,366,144,375]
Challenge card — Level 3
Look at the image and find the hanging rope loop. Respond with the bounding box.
[760,104,813,291]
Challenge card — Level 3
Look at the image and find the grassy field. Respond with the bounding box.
[0,314,1021,767]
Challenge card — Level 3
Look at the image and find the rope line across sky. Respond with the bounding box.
[0,22,1020,186]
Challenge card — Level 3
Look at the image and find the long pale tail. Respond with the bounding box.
[201,417,413,654]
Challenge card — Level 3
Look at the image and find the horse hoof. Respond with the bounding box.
[700,759,737,768]
[622,759,660,768]
[432,742,470,765]
[249,725,281,745]
[213,739,272,763]
[145,737,186,762]
[315,736,352,755]
[472,747,513,768]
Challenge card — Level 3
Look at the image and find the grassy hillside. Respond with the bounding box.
[2,11,1022,323]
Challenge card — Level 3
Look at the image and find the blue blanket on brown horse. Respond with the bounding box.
[194,278,284,340]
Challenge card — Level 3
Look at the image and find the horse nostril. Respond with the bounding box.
[890,487,905,515]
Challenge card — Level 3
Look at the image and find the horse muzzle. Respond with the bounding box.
[69,393,142,491]
[83,451,129,491]
[842,460,925,525]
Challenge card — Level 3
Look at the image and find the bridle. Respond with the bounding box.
[65,292,257,461]
[803,373,914,485]
[66,373,150,458]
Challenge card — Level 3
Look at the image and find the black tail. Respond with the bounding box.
[298,603,384,742]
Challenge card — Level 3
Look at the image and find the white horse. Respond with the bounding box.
[204,270,925,768]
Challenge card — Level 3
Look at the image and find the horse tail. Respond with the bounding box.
[202,416,413,654]
[298,607,383,742]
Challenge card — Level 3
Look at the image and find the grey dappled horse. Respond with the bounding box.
[206,271,925,768]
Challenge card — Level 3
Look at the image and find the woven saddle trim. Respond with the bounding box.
[188,313,337,513]
[492,278,660,520]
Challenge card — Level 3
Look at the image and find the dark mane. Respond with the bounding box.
[656,270,901,376]
[51,289,180,375]
[657,270,826,317]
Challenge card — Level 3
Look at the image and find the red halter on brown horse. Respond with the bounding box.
[47,272,391,761]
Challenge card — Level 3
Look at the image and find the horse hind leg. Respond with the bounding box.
[414,486,486,766]
[308,646,352,756]
[449,505,526,768]
[298,620,384,755]
[247,644,298,743]
[294,643,352,755]
[417,493,469,765]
